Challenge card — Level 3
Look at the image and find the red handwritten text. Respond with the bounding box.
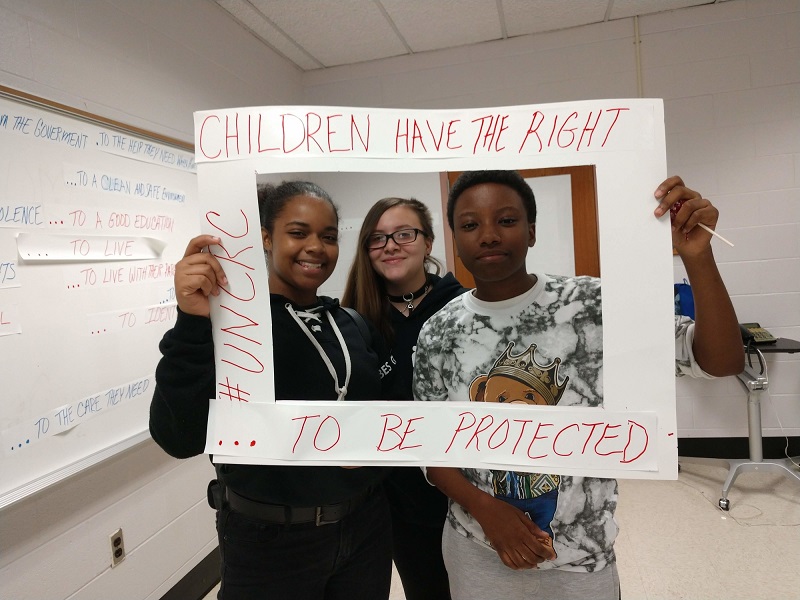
[518,108,629,153]
[376,413,424,451]
[444,412,649,464]
[207,209,265,384]
[292,414,342,453]
[199,111,371,160]
[395,118,462,153]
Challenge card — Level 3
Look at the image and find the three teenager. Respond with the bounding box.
[150,173,742,599]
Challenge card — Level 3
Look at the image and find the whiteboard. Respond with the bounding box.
[0,88,199,508]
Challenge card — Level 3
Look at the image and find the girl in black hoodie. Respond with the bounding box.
[150,181,397,600]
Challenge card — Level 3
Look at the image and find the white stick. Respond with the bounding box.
[698,223,734,247]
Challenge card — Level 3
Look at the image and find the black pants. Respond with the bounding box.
[391,515,451,600]
[216,490,392,600]
[385,467,452,600]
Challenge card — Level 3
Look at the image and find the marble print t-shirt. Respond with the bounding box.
[413,273,709,572]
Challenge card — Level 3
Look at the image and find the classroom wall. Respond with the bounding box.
[1,0,797,599]
[0,1,301,599]
[303,0,800,441]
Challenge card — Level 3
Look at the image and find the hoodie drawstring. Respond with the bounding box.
[286,303,351,401]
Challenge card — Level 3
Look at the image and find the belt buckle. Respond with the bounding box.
[315,506,338,526]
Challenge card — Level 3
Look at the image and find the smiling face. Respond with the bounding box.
[452,183,536,301]
[262,194,339,305]
[367,205,432,295]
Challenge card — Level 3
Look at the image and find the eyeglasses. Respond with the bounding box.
[366,228,424,250]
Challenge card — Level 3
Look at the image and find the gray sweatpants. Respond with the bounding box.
[442,522,620,600]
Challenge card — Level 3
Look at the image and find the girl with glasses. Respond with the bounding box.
[342,197,469,600]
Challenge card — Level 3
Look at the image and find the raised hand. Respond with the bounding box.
[654,175,719,258]
[174,235,228,317]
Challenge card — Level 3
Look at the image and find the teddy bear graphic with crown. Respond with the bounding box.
[468,342,570,552]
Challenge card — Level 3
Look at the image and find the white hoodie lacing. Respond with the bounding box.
[286,303,351,401]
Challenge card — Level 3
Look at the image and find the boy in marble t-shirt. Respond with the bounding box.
[412,171,743,600]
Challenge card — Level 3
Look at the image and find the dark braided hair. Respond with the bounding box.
[257,181,338,232]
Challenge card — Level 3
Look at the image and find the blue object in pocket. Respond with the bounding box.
[674,279,695,319]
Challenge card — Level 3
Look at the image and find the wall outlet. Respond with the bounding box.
[109,528,125,567]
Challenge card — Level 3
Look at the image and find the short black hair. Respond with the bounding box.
[257,181,338,232]
[447,170,536,229]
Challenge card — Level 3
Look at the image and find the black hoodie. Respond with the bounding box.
[389,272,469,399]
[150,294,397,506]
[385,272,469,525]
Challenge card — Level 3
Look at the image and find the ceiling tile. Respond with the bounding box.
[215,0,740,72]
[380,0,502,53]
[250,0,407,67]
[609,0,716,20]
[502,0,609,37]
[216,0,320,70]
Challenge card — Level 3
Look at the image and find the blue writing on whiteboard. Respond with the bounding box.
[0,262,17,284]
[33,118,88,148]
[126,378,150,399]
[0,204,43,226]
[105,377,150,406]
[76,395,102,418]
[11,116,31,133]
[161,189,185,203]
[102,175,131,194]
[176,154,196,169]
[54,405,75,427]
[133,182,161,199]
[34,417,50,439]
[106,387,124,407]
[4,375,156,452]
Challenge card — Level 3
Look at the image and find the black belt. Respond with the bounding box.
[225,487,373,526]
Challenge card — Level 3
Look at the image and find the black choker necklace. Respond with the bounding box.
[388,280,430,314]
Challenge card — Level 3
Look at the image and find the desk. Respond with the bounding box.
[755,337,800,354]
[680,338,800,510]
